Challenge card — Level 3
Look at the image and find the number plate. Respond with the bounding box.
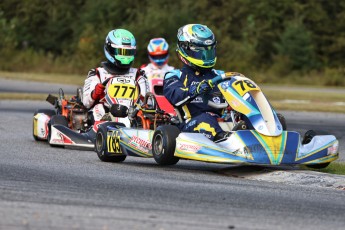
[232,79,259,96]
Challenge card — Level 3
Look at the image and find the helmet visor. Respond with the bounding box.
[184,44,216,62]
[149,53,168,66]
[149,54,168,60]
[108,46,136,56]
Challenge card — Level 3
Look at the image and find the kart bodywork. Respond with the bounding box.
[95,72,339,168]
[96,125,338,167]
[33,76,174,149]
[33,88,92,147]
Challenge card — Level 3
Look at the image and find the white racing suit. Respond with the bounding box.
[83,66,148,131]
[139,63,174,84]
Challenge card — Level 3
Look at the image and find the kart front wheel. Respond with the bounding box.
[277,113,287,130]
[95,124,126,163]
[152,125,180,165]
[302,130,330,169]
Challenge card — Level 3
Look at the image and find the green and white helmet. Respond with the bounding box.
[104,29,136,69]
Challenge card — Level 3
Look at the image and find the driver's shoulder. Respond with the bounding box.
[164,69,182,80]
[212,69,225,75]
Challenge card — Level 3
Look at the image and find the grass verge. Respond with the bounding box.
[1,71,344,113]
[0,93,74,101]
[0,71,84,85]
[301,162,345,175]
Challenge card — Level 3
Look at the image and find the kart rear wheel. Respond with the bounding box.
[232,120,247,131]
[152,125,180,165]
[302,130,330,169]
[33,109,56,141]
[277,113,287,130]
[95,123,126,162]
[48,115,68,147]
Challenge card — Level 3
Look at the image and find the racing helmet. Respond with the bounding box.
[147,38,169,67]
[176,24,217,71]
[104,29,136,69]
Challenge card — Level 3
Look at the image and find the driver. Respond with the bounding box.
[163,24,228,142]
[138,37,174,79]
[82,29,148,136]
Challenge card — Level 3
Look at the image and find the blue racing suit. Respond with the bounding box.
[163,65,225,140]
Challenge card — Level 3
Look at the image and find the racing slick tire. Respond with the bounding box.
[48,115,68,147]
[302,130,330,169]
[152,125,180,165]
[95,122,126,163]
[231,113,287,131]
[277,113,287,130]
[33,109,56,141]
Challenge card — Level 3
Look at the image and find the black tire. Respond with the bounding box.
[232,120,247,131]
[48,115,68,147]
[95,123,126,162]
[277,113,287,130]
[33,109,56,141]
[302,130,331,169]
[152,125,180,165]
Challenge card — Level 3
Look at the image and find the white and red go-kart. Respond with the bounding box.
[33,75,175,149]
[32,87,93,148]
[145,72,176,117]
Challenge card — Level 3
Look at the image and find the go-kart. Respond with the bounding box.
[94,72,339,169]
[32,74,174,149]
[33,88,92,146]
[145,71,176,116]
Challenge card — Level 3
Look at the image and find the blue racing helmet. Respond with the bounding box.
[176,24,217,71]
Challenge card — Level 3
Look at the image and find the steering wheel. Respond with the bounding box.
[207,72,243,109]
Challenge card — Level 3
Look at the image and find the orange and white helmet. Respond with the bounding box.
[147,38,169,67]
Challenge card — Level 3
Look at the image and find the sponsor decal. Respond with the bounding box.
[117,78,131,83]
[51,132,72,144]
[191,96,203,103]
[232,147,252,159]
[212,96,221,104]
[185,120,197,129]
[128,136,152,153]
[177,143,201,152]
[327,142,339,155]
[204,40,213,45]
[122,37,130,42]
[221,81,230,90]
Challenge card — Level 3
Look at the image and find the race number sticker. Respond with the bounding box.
[108,83,138,99]
[231,79,259,96]
[107,130,122,154]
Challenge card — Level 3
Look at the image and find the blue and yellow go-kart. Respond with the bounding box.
[94,72,339,168]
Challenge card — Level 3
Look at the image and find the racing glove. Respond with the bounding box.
[91,83,105,100]
[188,79,214,97]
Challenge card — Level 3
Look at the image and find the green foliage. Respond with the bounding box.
[275,21,317,71]
[0,0,344,86]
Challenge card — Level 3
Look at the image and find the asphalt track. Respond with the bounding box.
[0,100,345,230]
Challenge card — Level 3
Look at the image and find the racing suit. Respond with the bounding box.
[138,63,174,92]
[139,63,174,80]
[83,61,148,131]
[163,65,226,141]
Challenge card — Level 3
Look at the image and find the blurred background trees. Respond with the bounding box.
[0,0,344,85]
